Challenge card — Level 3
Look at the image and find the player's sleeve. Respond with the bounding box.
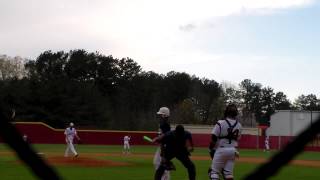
[185,131,192,141]
[211,121,222,137]
[186,131,194,146]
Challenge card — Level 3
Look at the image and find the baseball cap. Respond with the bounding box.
[157,107,170,117]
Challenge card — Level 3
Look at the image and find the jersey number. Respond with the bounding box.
[227,129,239,144]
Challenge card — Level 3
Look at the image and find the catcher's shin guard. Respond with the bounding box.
[222,169,233,180]
[208,168,212,178]
[209,171,219,180]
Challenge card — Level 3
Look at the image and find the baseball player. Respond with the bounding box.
[208,104,242,180]
[153,107,171,180]
[123,135,131,154]
[264,136,270,152]
[64,122,80,157]
[153,125,196,180]
[23,134,28,143]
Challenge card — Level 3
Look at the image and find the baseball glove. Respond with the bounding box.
[235,150,240,158]
[209,149,216,159]
[209,142,216,159]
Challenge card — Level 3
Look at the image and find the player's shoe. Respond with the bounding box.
[208,167,212,177]
[74,154,79,158]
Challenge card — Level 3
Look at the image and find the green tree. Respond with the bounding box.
[274,92,291,110]
[65,50,98,82]
[164,71,192,105]
[294,94,320,111]
[240,79,263,120]
[190,77,223,124]
[32,51,67,81]
[173,98,197,124]
[95,55,119,95]
[224,87,243,106]
[261,87,275,114]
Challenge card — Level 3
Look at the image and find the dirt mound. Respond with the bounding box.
[45,156,131,167]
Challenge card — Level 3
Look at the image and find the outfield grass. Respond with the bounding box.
[0,144,320,180]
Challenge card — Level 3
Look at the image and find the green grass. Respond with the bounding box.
[1,144,320,180]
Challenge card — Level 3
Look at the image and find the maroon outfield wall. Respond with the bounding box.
[1,122,319,151]
[1,122,254,147]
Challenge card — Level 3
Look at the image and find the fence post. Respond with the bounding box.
[278,135,281,150]
[257,133,259,150]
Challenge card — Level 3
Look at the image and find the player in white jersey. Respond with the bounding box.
[264,136,270,152]
[209,104,242,180]
[64,122,80,157]
[123,135,131,154]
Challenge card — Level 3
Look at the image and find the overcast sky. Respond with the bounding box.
[1,0,319,101]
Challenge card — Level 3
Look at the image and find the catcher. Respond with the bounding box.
[208,104,242,180]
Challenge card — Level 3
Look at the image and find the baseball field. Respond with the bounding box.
[1,144,320,180]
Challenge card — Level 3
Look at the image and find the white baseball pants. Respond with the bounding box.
[210,147,236,180]
[65,140,78,157]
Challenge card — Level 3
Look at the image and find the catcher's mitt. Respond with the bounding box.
[209,149,216,159]
[209,142,216,159]
[235,150,240,158]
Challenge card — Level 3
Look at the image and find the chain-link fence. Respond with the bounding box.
[1,107,320,180]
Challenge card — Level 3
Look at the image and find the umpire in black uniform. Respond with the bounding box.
[153,125,196,180]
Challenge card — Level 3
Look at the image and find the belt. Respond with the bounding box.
[219,146,238,148]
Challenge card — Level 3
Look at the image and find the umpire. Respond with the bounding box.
[153,125,196,180]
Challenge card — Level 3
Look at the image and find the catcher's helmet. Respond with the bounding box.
[157,107,170,117]
[224,104,238,118]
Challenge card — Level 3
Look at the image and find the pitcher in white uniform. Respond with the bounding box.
[209,104,242,180]
[64,122,80,157]
[123,135,131,154]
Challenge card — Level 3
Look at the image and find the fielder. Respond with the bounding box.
[209,104,242,180]
[123,135,131,154]
[23,134,28,143]
[64,122,80,157]
[264,136,270,152]
[153,107,171,180]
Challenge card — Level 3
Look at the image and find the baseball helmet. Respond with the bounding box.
[224,104,238,118]
[157,107,170,117]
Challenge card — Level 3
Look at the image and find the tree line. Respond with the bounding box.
[0,50,319,130]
